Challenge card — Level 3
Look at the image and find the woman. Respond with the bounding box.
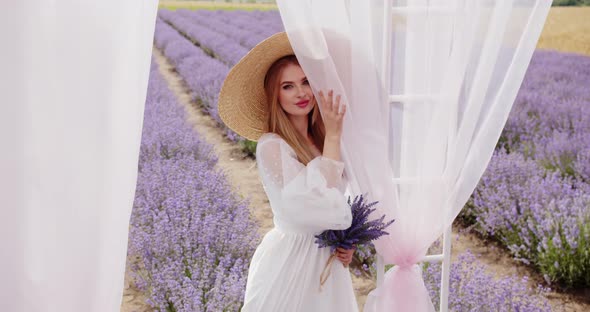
[219,32,358,312]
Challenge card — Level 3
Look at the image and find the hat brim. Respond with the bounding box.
[218,32,294,142]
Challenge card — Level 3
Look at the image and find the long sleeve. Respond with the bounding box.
[256,133,352,232]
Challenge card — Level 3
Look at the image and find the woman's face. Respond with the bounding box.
[278,63,315,118]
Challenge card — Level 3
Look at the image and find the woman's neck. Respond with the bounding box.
[289,114,309,140]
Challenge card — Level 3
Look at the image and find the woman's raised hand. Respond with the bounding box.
[318,89,346,139]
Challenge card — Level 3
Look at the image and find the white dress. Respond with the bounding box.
[242,132,358,312]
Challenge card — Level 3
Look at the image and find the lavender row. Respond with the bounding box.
[179,9,283,50]
[502,50,590,181]
[178,10,262,50]
[466,148,590,288]
[153,17,246,143]
[159,9,250,66]
[422,251,552,311]
[128,56,259,311]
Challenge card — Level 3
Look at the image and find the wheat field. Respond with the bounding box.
[537,7,590,56]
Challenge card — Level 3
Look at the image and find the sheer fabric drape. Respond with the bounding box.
[276,0,551,310]
[0,1,158,311]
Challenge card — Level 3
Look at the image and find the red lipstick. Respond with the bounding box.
[296,100,309,108]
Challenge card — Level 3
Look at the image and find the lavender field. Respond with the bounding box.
[126,8,590,311]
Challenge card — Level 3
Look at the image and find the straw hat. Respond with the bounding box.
[218,31,294,142]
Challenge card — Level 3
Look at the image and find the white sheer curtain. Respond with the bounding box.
[277,0,551,310]
[0,1,158,311]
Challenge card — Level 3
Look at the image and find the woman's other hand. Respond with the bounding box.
[335,246,355,268]
[318,89,346,162]
[318,89,346,139]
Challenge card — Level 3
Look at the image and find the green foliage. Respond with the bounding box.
[239,139,257,157]
[552,0,590,6]
[536,221,590,288]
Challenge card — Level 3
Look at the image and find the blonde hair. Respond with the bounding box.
[263,55,325,165]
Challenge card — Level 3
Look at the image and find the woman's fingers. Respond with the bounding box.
[339,252,351,260]
[320,89,335,112]
[335,247,354,266]
[338,256,352,267]
[319,89,346,140]
[327,89,334,111]
[335,248,353,268]
[319,90,326,109]
[336,247,354,254]
[334,94,342,115]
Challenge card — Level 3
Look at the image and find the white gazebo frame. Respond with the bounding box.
[377,1,453,311]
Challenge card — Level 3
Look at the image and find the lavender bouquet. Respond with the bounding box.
[315,194,395,289]
[315,194,395,251]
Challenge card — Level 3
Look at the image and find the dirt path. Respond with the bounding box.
[120,262,152,312]
[120,46,589,312]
